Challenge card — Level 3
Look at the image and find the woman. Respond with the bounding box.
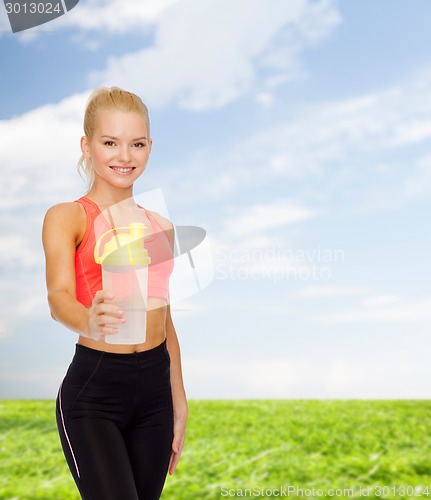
[42,87,187,500]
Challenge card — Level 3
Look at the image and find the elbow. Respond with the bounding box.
[47,292,60,323]
[48,304,58,323]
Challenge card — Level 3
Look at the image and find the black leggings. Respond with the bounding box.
[56,341,174,500]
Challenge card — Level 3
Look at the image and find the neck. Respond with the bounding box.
[86,185,135,209]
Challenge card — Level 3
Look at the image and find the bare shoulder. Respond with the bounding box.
[44,201,83,218]
[43,201,86,243]
[44,201,85,228]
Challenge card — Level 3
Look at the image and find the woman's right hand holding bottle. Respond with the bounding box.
[87,290,125,340]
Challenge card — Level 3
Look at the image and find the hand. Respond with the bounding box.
[87,290,125,340]
[168,413,187,475]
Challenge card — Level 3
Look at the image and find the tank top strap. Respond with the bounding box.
[136,205,160,231]
[140,206,171,243]
[74,197,104,251]
[74,196,101,214]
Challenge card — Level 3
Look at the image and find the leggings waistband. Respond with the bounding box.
[73,340,167,364]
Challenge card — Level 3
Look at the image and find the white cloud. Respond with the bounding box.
[361,294,401,308]
[183,352,431,398]
[402,154,431,198]
[158,66,431,216]
[91,0,340,110]
[290,285,370,299]
[1,1,430,400]
[246,82,431,180]
[9,5,431,222]
[0,274,49,333]
[0,366,67,398]
[0,92,89,333]
[0,91,86,210]
[0,0,181,38]
[324,355,431,398]
[60,0,181,33]
[184,358,302,398]
[1,47,430,328]
[223,199,315,239]
[0,210,46,270]
[3,351,431,398]
[315,297,431,324]
[207,199,318,282]
[254,92,274,107]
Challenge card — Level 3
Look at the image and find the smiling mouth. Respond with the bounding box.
[109,166,136,175]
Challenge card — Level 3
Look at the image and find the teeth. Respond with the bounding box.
[112,167,134,173]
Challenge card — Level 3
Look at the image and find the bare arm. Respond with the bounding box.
[152,213,188,474]
[166,304,188,475]
[42,203,124,339]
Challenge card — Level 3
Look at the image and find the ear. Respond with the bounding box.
[148,137,153,155]
[80,136,91,158]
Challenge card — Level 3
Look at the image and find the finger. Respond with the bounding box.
[89,323,120,339]
[93,290,114,304]
[96,315,125,328]
[168,435,184,475]
[168,451,181,475]
[99,325,120,336]
[168,452,176,475]
[171,436,180,454]
[95,303,125,318]
[88,313,123,339]
[168,452,174,473]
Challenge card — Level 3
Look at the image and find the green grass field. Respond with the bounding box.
[1,400,431,499]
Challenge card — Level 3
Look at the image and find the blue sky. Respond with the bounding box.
[1,0,430,399]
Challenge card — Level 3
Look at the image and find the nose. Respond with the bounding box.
[117,145,131,163]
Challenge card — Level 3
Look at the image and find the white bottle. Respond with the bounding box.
[94,223,151,344]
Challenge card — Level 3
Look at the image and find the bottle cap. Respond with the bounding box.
[94,223,151,266]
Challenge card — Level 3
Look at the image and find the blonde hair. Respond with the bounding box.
[77,86,151,191]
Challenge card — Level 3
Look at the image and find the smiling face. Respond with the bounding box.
[81,108,152,192]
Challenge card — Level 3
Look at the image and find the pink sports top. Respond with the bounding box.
[74,197,174,307]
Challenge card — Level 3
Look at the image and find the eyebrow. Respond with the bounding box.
[100,135,148,141]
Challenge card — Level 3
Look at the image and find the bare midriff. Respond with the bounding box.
[78,297,168,353]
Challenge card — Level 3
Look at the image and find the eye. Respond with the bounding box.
[104,141,116,147]
[133,142,146,148]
